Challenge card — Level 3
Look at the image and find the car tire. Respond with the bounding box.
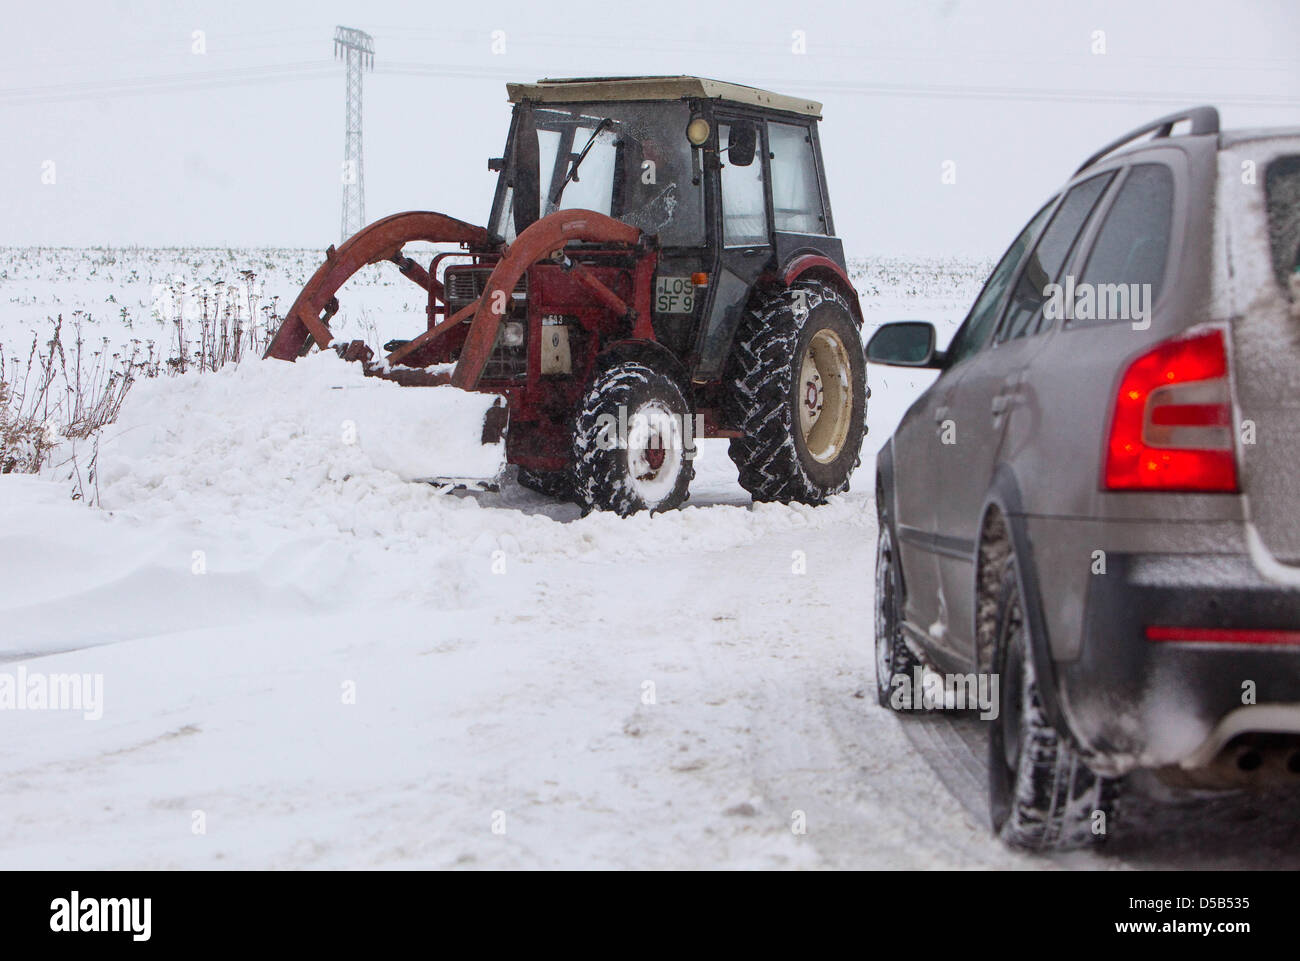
[572,360,694,516]
[724,280,867,504]
[875,521,925,709]
[988,554,1117,850]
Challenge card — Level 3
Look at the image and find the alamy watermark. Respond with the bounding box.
[0,667,103,720]
[593,405,704,460]
[1043,276,1153,330]
[889,667,1000,719]
[50,892,150,941]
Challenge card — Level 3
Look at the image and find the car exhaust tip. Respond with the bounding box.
[1236,749,1264,772]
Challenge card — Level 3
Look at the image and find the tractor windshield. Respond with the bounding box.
[492,100,704,247]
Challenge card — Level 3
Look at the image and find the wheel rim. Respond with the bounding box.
[798,328,854,464]
[626,400,684,508]
[875,527,895,692]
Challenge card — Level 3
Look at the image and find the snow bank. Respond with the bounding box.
[93,354,872,566]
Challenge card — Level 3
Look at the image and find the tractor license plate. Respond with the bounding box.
[655,276,695,313]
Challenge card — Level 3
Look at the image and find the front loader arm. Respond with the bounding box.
[264,211,490,361]
[450,211,642,390]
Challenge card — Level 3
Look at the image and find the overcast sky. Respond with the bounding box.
[3,0,1298,256]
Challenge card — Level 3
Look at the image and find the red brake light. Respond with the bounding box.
[1146,626,1300,646]
[1103,328,1238,492]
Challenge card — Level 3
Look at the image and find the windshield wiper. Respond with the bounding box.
[549,118,613,209]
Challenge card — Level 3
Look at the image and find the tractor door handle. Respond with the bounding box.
[991,394,1010,416]
[740,248,763,258]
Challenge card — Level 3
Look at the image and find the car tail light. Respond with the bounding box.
[1146,626,1300,646]
[1103,328,1238,492]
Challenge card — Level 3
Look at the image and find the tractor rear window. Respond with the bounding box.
[1265,155,1300,292]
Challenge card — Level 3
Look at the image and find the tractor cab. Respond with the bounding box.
[487,77,849,381]
[266,77,867,516]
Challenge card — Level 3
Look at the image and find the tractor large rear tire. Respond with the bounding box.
[571,360,694,516]
[724,281,867,504]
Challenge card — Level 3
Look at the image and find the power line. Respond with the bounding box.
[1,56,1295,112]
[374,61,1300,109]
[0,61,336,107]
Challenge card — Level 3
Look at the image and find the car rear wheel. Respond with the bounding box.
[988,554,1117,850]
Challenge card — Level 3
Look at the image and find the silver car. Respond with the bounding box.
[868,106,1300,850]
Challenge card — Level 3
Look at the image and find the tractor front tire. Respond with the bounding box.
[516,467,573,501]
[725,280,867,504]
[571,360,694,516]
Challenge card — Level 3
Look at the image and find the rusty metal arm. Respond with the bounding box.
[384,297,481,367]
[265,211,489,361]
[450,210,642,390]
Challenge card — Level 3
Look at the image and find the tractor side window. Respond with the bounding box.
[944,199,1054,368]
[768,122,825,234]
[536,128,562,217]
[720,122,769,246]
[497,128,562,244]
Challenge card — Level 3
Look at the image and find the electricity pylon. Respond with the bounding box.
[334,27,374,242]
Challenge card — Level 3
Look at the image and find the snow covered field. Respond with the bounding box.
[8,246,1289,870]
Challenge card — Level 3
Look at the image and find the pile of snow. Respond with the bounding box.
[92,354,871,570]
[99,352,506,493]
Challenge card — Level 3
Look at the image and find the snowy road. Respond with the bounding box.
[5,425,1293,868]
[0,436,1027,869]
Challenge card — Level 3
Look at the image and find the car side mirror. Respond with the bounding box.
[866,321,939,367]
[726,121,757,167]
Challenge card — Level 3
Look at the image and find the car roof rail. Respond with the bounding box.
[1073,105,1220,175]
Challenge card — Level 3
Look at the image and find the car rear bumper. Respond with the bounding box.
[1051,549,1300,777]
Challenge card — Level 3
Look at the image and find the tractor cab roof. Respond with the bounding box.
[505,76,822,119]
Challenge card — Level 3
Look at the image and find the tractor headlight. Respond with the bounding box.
[501,321,525,348]
[686,116,710,147]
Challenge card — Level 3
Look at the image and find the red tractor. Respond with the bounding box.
[267,76,868,515]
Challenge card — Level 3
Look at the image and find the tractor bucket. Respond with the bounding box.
[265,210,505,487]
[307,373,508,490]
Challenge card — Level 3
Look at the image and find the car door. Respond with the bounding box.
[693,116,773,381]
[931,171,1117,662]
[891,200,1054,654]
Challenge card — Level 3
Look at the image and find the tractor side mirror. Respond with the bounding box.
[866,322,939,368]
[726,120,757,167]
[512,106,540,236]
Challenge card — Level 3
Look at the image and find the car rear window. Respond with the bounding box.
[1265,155,1300,292]
[1074,163,1175,321]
